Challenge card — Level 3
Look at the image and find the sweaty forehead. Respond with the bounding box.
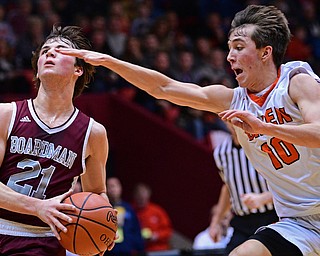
[229,24,255,41]
[42,37,75,49]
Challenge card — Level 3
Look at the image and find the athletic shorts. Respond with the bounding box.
[251,213,320,256]
[0,234,66,256]
[0,218,65,255]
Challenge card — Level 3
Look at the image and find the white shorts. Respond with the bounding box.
[267,214,320,256]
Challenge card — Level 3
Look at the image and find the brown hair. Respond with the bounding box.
[31,25,95,98]
[229,5,291,69]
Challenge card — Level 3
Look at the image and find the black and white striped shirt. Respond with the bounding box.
[213,135,274,216]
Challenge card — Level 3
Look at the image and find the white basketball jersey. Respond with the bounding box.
[231,61,320,218]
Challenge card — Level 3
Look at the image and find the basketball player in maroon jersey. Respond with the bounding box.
[0,26,115,255]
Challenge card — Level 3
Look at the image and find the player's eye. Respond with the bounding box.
[40,49,48,55]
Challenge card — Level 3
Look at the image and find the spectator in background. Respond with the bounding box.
[151,16,174,52]
[130,1,154,38]
[105,177,144,256]
[0,38,13,91]
[193,205,233,251]
[194,48,235,88]
[172,49,197,83]
[132,183,173,252]
[7,0,33,39]
[193,36,212,67]
[0,4,16,47]
[121,36,145,66]
[141,33,160,68]
[199,12,228,49]
[106,14,127,58]
[108,1,131,34]
[15,15,45,69]
[0,38,30,94]
[210,122,278,255]
[176,107,207,142]
[301,1,320,60]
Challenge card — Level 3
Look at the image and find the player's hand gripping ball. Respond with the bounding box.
[58,192,117,255]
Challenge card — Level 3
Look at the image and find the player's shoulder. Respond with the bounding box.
[289,72,319,97]
[90,119,107,138]
[290,71,317,84]
[0,103,14,138]
[0,102,14,120]
[86,119,108,156]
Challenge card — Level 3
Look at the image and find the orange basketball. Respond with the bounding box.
[58,192,117,255]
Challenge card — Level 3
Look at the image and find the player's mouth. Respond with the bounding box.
[44,60,55,66]
[234,68,243,77]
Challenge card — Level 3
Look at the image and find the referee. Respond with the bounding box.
[209,123,278,255]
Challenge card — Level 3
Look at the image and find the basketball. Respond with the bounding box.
[58,192,117,255]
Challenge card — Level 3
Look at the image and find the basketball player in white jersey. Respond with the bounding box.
[58,5,320,256]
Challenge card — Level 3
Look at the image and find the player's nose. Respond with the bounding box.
[46,48,56,57]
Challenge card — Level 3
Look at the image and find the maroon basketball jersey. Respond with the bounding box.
[0,99,92,227]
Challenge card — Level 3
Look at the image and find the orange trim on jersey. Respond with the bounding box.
[247,70,280,107]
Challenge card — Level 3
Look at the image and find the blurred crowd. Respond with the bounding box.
[1,0,319,146]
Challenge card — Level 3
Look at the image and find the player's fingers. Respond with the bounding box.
[49,222,63,240]
[52,217,68,235]
[56,48,82,56]
[218,110,236,120]
[107,241,115,251]
[61,188,74,199]
[55,210,73,223]
[55,189,75,205]
[231,118,243,126]
[57,201,76,213]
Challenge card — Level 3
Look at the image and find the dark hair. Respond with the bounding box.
[229,5,291,69]
[31,25,95,98]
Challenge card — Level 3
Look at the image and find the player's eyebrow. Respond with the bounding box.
[41,44,69,51]
[227,38,246,49]
[228,38,246,45]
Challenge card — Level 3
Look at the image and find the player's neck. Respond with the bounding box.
[33,95,75,128]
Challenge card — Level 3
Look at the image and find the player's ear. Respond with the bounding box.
[74,66,83,77]
[261,46,272,61]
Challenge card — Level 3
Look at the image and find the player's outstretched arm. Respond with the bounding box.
[57,48,234,114]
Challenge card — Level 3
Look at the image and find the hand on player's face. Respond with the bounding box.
[56,48,111,67]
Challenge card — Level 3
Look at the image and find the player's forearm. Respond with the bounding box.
[0,182,38,216]
[262,122,320,148]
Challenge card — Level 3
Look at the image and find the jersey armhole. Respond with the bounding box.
[81,118,94,175]
[7,102,17,139]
